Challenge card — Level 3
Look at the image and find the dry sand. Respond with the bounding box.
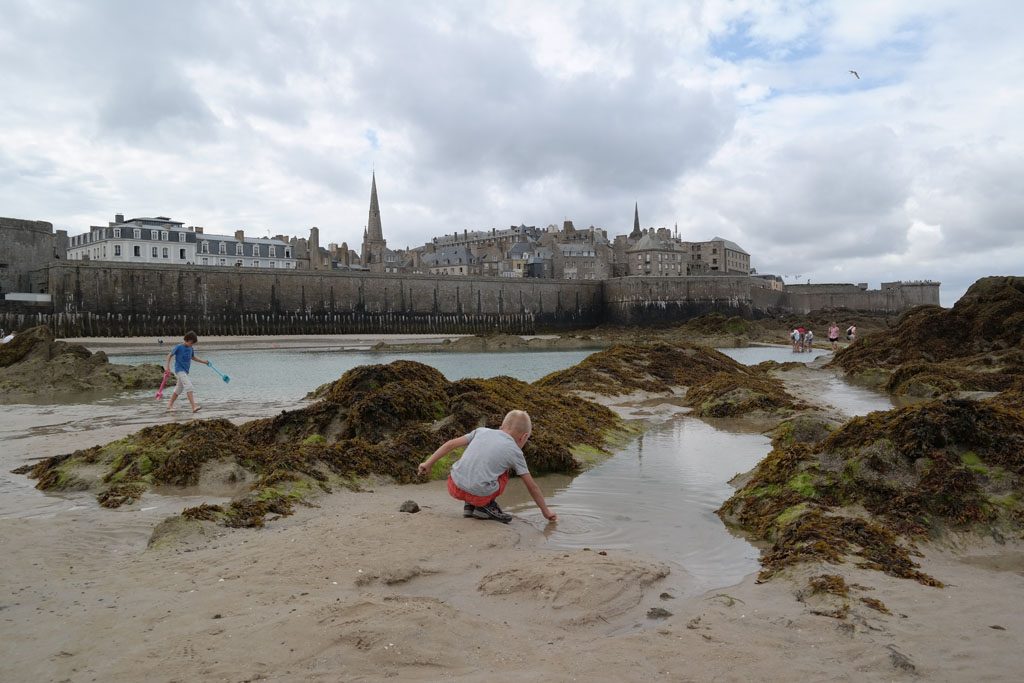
[2,481,1022,682]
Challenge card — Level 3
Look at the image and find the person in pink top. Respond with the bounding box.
[828,322,841,351]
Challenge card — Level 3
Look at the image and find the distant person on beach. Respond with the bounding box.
[165,331,209,414]
[796,326,808,352]
[828,322,841,351]
[846,324,857,342]
[417,409,557,524]
[790,328,800,352]
[804,329,814,350]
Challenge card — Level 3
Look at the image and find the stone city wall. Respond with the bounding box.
[0,217,63,295]
[603,276,764,325]
[785,282,941,314]
[2,262,603,336]
[0,261,941,337]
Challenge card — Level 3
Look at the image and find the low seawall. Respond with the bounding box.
[0,310,537,337]
[0,263,940,337]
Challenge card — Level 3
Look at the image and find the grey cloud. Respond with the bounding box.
[343,7,735,196]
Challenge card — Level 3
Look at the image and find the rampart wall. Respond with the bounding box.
[785,282,940,314]
[0,261,941,337]
[0,217,61,294]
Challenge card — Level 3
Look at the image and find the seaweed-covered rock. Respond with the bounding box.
[535,342,754,396]
[829,276,1024,395]
[0,325,163,398]
[537,341,803,418]
[25,360,628,527]
[683,371,806,418]
[719,396,1024,584]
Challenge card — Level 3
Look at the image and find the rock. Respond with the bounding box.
[0,325,163,398]
[647,607,672,619]
[399,500,420,513]
[886,645,916,672]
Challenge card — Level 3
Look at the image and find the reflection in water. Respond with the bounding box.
[506,417,769,594]
[718,346,830,365]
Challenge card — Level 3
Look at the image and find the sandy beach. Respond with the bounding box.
[2,337,1023,682]
[2,477,1022,682]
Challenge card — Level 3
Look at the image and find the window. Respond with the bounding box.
[133,228,141,239]
[270,261,276,268]
[151,230,158,240]
[179,248,186,259]
[269,246,277,257]
[219,258,226,265]
[201,257,208,265]
[113,228,121,238]
[218,243,226,254]
[284,248,291,258]
[252,244,259,256]
[133,245,140,257]
[114,245,121,256]
[151,246,158,257]
[162,247,169,258]
[179,233,186,243]
[251,260,259,267]
[201,241,209,254]
[235,260,243,267]
[161,231,168,241]
[102,246,107,257]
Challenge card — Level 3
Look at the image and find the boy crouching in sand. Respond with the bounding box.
[417,410,557,524]
[165,331,209,413]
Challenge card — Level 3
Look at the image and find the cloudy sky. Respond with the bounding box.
[2,1,1021,305]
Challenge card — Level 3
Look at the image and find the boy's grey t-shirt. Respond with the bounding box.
[450,427,530,496]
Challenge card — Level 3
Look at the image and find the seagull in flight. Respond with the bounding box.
[849,69,860,79]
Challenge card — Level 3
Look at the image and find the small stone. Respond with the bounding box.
[989,625,1006,630]
[647,607,672,619]
[399,500,420,513]
[659,592,674,600]
[212,614,222,619]
[598,551,607,556]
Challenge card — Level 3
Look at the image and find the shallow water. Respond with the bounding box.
[2,344,896,594]
[506,417,767,595]
[718,345,830,364]
[108,348,596,407]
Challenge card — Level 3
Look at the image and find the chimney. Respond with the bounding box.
[235,229,245,242]
[114,213,124,223]
[195,226,204,234]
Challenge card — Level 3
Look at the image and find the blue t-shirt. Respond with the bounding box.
[171,344,194,373]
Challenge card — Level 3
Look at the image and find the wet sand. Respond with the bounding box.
[61,333,560,355]
[2,347,1023,681]
[2,480,1022,682]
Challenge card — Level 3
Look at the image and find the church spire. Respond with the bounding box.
[367,172,383,242]
[630,202,641,238]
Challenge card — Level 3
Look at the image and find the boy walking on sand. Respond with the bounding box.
[165,331,209,413]
[418,410,557,524]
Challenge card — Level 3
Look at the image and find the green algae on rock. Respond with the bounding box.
[719,397,1024,585]
[0,325,163,399]
[24,359,628,528]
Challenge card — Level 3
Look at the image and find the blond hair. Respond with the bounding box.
[501,409,532,437]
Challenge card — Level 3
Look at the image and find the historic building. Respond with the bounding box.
[66,214,296,269]
[67,215,197,264]
[360,173,390,273]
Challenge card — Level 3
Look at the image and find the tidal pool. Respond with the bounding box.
[3,343,896,594]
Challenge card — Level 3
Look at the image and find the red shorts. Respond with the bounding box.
[447,471,509,507]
